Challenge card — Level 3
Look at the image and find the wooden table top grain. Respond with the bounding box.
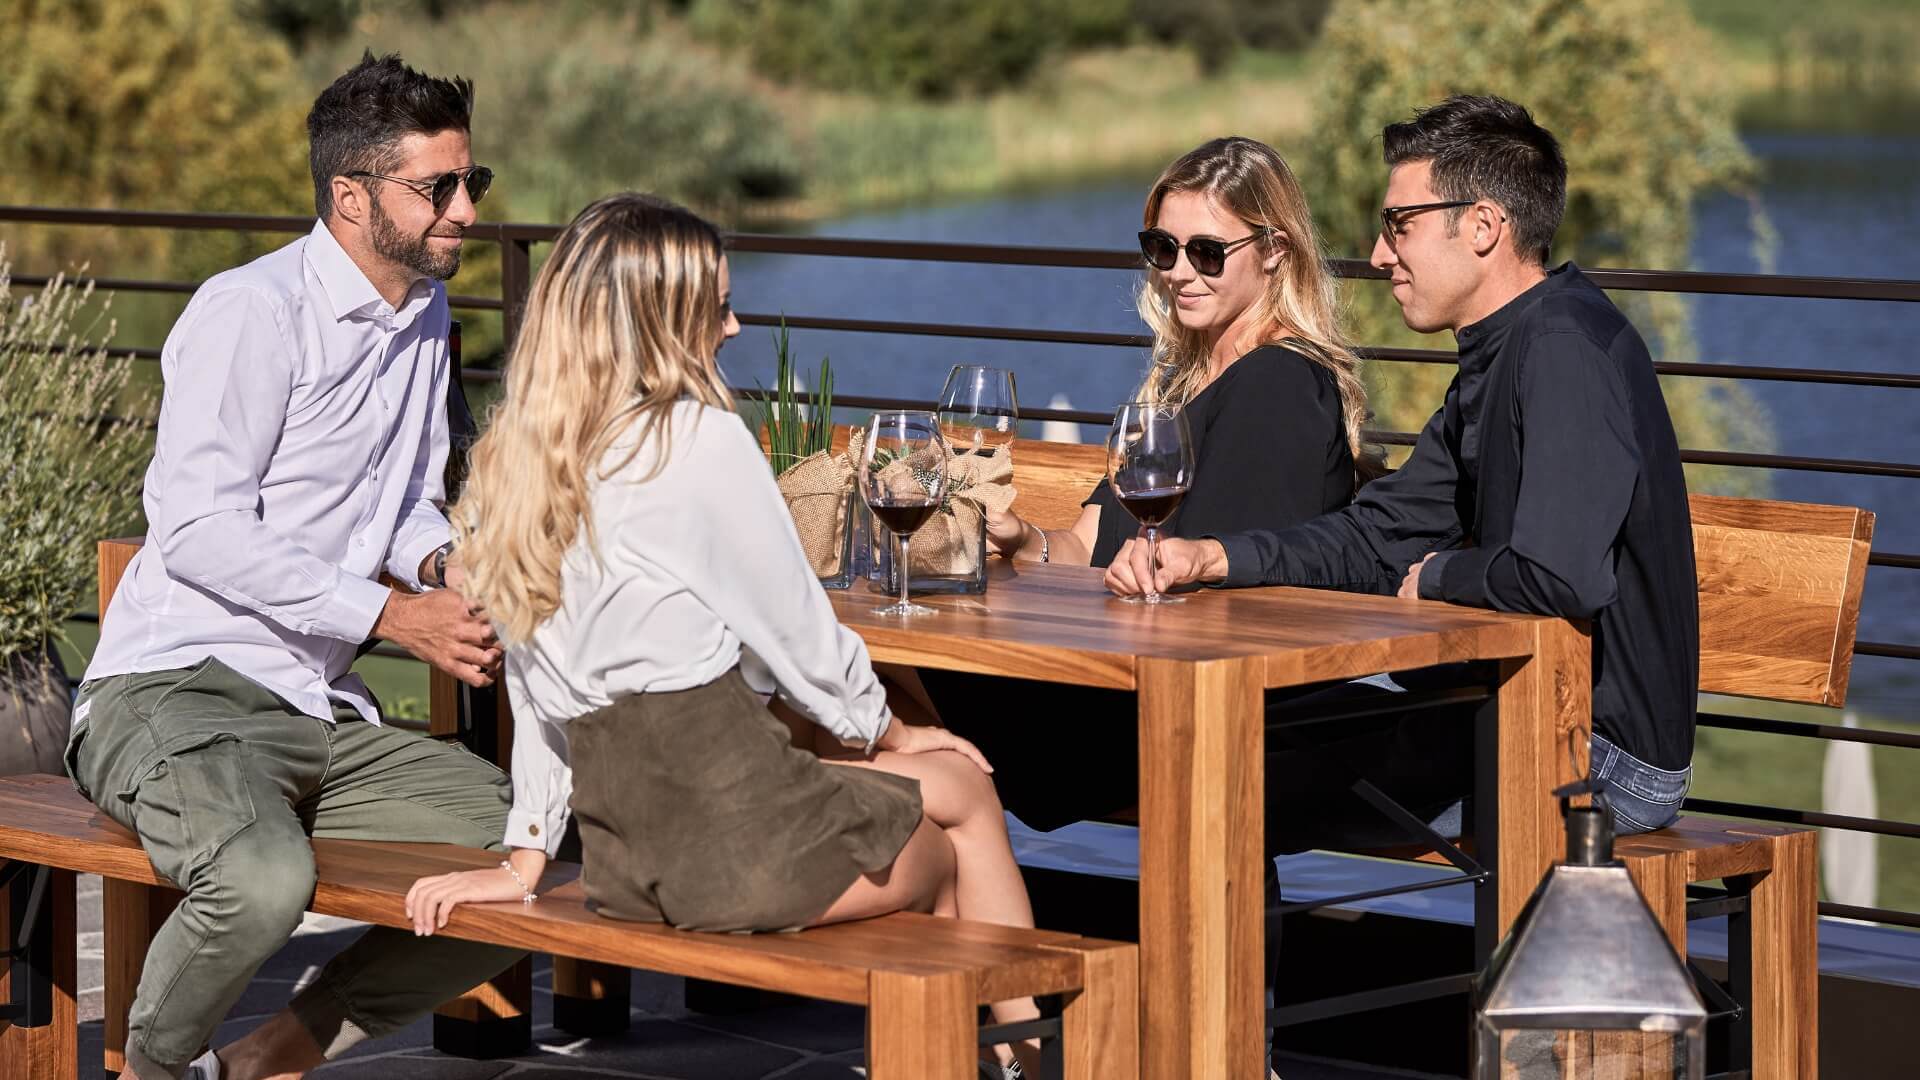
[826,559,1553,690]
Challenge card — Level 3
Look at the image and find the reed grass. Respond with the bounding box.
[745,318,835,475]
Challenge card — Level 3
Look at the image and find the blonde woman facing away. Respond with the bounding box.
[910,136,1381,833]
[404,194,1042,1077]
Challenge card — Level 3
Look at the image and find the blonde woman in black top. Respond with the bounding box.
[911,137,1381,831]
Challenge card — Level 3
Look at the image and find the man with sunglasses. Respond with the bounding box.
[72,54,523,1079]
[1110,95,1699,840]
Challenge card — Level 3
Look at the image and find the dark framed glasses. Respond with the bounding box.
[349,165,494,214]
[1378,199,1474,248]
[1138,226,1271,278]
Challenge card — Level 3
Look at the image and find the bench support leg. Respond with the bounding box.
[103,880,182,1078]
[867,969,973,1080]
[0,866,77,1080]
[1747,831,1817,1080]
[551,957,630,1036]
[1058,939,1140,1080]
[1622,852,1689,953]
[432,956,533,1059]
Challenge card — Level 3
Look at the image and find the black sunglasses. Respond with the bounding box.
[349,165,494,215]
[1378,200,1474,248]
[1138,226,1271,278]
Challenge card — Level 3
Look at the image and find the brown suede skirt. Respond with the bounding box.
[566,668,923,932]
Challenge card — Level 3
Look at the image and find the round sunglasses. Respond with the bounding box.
[348,165,494,215]
[1138,226,1272,278]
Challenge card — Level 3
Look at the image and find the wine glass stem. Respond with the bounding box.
[898,533,912,609]
[1144,526,1161,603]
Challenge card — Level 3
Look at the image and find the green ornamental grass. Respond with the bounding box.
[0,254,151,667]
[748,318,835,476]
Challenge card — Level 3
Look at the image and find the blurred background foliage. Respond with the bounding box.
[0,0,1901,407]
[1300,0,1773,491]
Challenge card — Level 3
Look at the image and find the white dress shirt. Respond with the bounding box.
[85,220,452,726]
[502,400,892,855]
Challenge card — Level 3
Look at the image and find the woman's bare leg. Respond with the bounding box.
[812,815,957,925]
[826,749,1043,1073]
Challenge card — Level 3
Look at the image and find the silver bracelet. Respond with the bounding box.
[499,859,537,903]
[1037,527,1050,563]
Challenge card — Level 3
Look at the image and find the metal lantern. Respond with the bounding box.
[1473,804,1708,1079]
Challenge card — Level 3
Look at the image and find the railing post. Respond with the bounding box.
[500,233,533,348]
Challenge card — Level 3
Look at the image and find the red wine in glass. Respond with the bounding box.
[1115,486,1186,528]
[860,410,950,617]
[1107,402,1194,605]
[869,501,940,535]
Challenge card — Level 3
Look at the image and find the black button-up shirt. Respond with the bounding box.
[1212,264,1699,770]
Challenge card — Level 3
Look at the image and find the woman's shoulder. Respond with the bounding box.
[599,400,761,483]
[1206,343,1340,412]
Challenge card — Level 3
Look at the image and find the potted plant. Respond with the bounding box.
[742,320,857,587]
[0,256,151,776]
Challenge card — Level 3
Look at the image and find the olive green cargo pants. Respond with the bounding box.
[67,658,523,1079]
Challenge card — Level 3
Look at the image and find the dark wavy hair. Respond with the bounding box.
[1382,95,1567,266]
[306,52,474,220]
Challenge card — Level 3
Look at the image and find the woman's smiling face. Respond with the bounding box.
[1151,189,1274,337]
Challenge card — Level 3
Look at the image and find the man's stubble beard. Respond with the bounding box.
[369,195,462,282]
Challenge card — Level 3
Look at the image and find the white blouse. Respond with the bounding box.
[501,400,892,855]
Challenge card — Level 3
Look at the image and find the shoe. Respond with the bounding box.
[184,1049,223,1080]
[977,1059,1025,1079]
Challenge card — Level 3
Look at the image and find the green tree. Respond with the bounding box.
[0,0,311,279]
[1300,0,1771,493]
[1131,0,1333,69]
[689,0,1059,99]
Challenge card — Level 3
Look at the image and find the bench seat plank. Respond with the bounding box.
[0,775,1084,1007]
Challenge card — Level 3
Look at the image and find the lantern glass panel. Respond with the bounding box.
[1475,1018,1706,1079]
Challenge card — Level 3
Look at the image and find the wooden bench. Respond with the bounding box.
[0,773,1137,1080]
[79,530,1136,1078]
[1606,494,1873,1080]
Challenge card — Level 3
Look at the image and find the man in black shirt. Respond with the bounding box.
[1107,95,1698,833]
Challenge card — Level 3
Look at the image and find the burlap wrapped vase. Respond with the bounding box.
[773,433,860,587]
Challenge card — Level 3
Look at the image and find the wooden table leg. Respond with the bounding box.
[0,867,78,1080]
[865,969,972,1080]
[1137,656,1264,1080]
[551,957,631,1035]
[1494,620,1591,933]
[432,957,532,1058]
[1056,938,1140,1080]
[103,880,182,1078]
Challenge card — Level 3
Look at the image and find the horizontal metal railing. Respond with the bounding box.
[8,203,1918,930]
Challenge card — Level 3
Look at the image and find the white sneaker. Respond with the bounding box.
[183,1048,223,1080]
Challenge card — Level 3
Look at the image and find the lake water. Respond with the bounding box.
[725,132,1920,719]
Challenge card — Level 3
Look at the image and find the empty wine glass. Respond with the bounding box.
[861,411,949,617]
[1107,402,1194,605]
[937,365,1019,456]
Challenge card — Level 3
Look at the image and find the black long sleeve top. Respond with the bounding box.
[1084,343,1354,568]
[1210,265,1699,770]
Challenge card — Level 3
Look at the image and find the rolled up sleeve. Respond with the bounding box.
[505,714,573,857]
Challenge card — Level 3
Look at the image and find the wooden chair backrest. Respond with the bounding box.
[1689,493,1873,707]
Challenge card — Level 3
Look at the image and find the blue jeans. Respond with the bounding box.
[1590,730,1692,834]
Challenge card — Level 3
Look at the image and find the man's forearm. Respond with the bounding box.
[1196,538,1230,583]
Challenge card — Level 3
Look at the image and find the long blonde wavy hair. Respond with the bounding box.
[453,193,734,644]
[1135,137,1380,484]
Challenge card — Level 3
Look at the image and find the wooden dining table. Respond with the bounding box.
[826,560,1590,1080]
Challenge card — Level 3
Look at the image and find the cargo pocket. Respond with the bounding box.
[115,731,258,887]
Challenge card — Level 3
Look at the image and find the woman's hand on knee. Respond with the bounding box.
[876,716,993,774]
